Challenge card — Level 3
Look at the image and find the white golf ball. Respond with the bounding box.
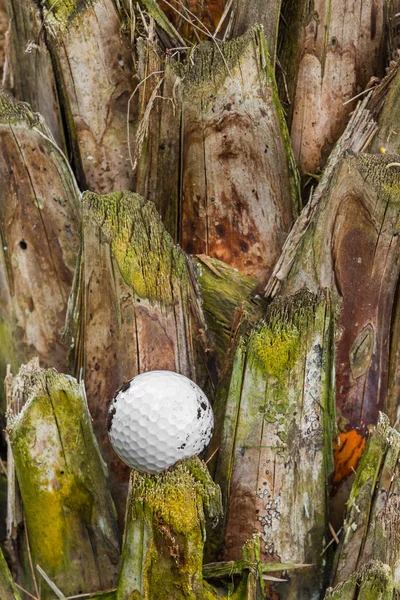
[107,370,214,474]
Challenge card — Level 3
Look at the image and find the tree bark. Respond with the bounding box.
[8,0,137,191]
[7,360,120,599]
[210,289,335,599]
[69,189,218,523]
[330,414,400,590]
[0,91,80,414]
[278,0,390,176]
[180,27,298,284]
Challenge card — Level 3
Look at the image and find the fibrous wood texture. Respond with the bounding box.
[180,28,297,285]
[279,0,388,175]
[0,92,80,413]
[70,189,217,523]
[210,290,335,599]
[325,414,400,598]
[8,0,137,191]
[7,360,120,599]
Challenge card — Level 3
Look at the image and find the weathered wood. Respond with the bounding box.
[180,27,298,285]
[117,457,222,599]
[268,152,400,503]
[0,92,80,414]
[0,0,8,81]
[210,289,335,599]
[9,0,137,192]
[133,38,181,239]
[279,0,388,175]
[325,561,394,600]
[7,360,120,599]
[229,0,281,61]
[7,0,66,149]
[69,190,217,523]
[194,255,264,372]
[0,547,21,600]
[330,414,400,591]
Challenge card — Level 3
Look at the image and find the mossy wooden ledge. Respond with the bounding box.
[7,360,121,599]
[117,457,222,600]
[325,561,394,600]
[0,547,21,600]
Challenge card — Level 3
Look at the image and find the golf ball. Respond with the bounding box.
[107,370,214,474]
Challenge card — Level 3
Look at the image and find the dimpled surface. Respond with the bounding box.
[107,371,214,474]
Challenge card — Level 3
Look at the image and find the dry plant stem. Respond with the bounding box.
[7,361,121,599]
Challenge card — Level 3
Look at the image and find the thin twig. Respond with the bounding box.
[36,565,66,599]
[343,87,374,106]
[205,446,219,464]
[328,522,340,544]
[127,70,164,171]
[320,527,343,556]
[14,582,39,600]
[161,0,211,39]
[213,0,234,38]
[168,0,233,77]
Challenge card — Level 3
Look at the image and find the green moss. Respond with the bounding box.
[0,91,39,126]
[7,363,120,596]
[194,257,263,367]
[120,458,222,599]
[356,153,400,200]
[345,414,389,515]
[250,289,319,381]
[325,561,393,600]
[83,191,189,304]
[0,546,21,599]
[43,0,94,35]
[131,457,222,537]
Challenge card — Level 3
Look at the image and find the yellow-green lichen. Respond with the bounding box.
[120,458,222,599]
[356,153,400,201]
[7,362,120,597]
[83,190,190,304]
[250,290,318,381]
[43,0,94,36]
[131,457,222,536]
[0,91,39,126]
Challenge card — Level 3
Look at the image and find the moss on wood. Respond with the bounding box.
[117,457,222,600]
[83,191,190,305]
[7,361,120,598]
